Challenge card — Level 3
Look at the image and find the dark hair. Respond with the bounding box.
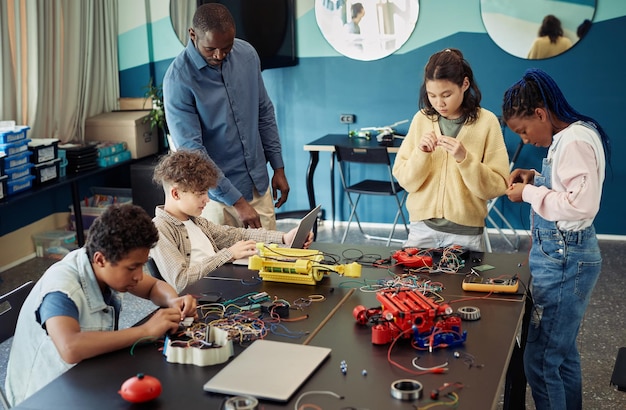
[153,149,220,193]
[193,3,235,34]
[502,68,611,163]
[577,19,592,39]
[538,15,564,43]
[85,204,159,264]
[419,48,482,124]
[351,3,364,19]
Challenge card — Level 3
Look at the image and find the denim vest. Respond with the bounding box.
[5,248,121,406]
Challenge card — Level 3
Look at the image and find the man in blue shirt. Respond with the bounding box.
[163,3,289,230]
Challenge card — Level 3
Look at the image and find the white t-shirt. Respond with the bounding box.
[182,219,215,266]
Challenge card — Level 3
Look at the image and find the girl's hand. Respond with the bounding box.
[418,131,438,152]
[506,183,525,203]
[437,136,467,162]
[229,240,258,260]
[509,169,535,185]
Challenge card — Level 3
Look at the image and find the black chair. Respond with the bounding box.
[145,257,164,281]
[334,145,408,246]
[1,280,35,409]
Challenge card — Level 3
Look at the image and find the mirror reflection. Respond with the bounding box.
[480,0,595,60]
[315,0,419,61]
[170,1,195,45]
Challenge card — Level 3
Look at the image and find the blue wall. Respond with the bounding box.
[118,1,626,236]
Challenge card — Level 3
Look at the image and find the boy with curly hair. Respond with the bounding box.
[151,150,310,292]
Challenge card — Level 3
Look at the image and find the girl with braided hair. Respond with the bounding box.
[503,68,610,410]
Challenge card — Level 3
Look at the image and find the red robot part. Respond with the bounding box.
[353,288,464,347]
[392,248,433,268]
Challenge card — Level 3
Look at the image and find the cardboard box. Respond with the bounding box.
[85,111,157,159]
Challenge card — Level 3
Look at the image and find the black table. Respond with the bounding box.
[0,159,132,246]
[12,243,530,410]
[304,134,402,226]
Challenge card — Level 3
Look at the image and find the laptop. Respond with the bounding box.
[203,339,331,402]
[232,205,321,265]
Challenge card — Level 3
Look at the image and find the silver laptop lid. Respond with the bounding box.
[203,339,331,402]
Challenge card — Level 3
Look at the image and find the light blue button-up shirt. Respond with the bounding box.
[163,38,284,206]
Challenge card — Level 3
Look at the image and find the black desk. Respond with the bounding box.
[12,243,529,410]
[304,134,402,226]
[0,160,132,246]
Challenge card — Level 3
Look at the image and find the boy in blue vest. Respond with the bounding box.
[5,204,197,406]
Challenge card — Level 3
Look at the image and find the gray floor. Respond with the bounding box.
[1,220,625,409]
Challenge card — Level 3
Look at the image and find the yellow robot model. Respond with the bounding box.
[247,244,362,285]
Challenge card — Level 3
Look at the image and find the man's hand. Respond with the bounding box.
[233,197,262,228]
[271,168,290,208]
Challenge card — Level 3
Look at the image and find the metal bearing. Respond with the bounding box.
[223,395,259,410]
[457,306,481,321]
[390,379,423,400]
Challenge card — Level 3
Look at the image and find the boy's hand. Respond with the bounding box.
[142,307,185,336]
[283,228,313,248]
[167,294,197,320]
[229,240,258,260]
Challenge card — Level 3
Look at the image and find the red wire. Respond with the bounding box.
[386,327,447,375]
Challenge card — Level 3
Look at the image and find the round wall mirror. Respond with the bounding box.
[315,0,419,61]
[170,1,195,46]
[480,0,595,60]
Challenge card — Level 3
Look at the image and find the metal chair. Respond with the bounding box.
[0,280,35,409]
[334,145,408,246]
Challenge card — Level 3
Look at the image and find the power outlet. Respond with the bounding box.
[340,114,356,124]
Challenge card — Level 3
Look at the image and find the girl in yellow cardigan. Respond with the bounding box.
[392,48,509,251]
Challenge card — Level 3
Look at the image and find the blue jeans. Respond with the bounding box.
[525,225,601,410]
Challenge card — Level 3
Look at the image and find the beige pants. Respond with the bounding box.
[201,188,277,230]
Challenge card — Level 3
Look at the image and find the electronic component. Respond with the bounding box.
[457,306,481,321]
[390,379,423,400]
[163,326,233,367]
[353,287,466,348]
[249,292,269,302]
[248,244,361,285]
[462,276,519,293]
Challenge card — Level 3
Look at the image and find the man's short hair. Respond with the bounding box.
[85,204,159,264]
[193,3,235,34]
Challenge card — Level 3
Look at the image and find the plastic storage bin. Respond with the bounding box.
[0,125,29,144]
[34,158,61,185]
[32,230,78,259]
[0,139,31,156]
[1,151,33,173]
[4,162,33,181]
[69,187,132,230]
[97,150,132,167]
[6,174,35,195]
[28,138,59,164]
[0,174,7,199]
